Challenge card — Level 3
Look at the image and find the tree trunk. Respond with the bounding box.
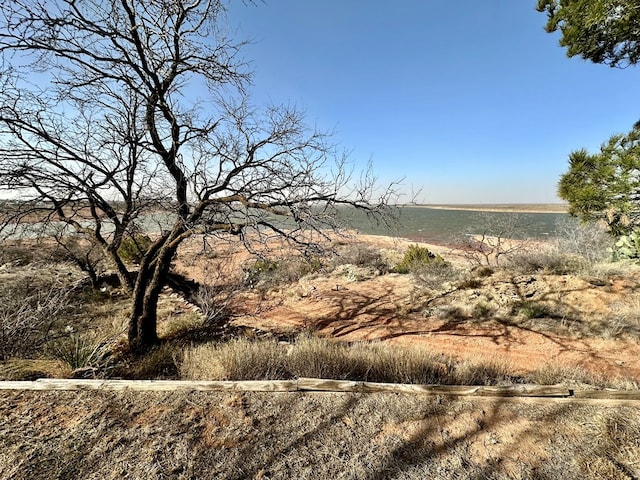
[127,235,178,354]
[106,246,134,293]
[128,267,160,354]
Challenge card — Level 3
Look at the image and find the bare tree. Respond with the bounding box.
[0,0,395,352]
[460,213,532,267]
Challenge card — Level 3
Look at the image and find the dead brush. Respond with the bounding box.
[0,279,72,360]
[330,242,388,271]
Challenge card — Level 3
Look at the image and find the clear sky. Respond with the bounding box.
[226,1,640,204]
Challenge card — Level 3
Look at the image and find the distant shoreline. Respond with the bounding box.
[405,204,569,214]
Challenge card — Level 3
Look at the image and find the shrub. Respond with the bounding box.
[554,218,611,264]
[472,265,494,277]
[192,284,235,327]
[113,343,181,379]
[48,333,113,371]
[242,256,324,290]
[117,233,153,264]
[514,300,550,319]
[393,244,446,274]
[332,243,388,271]
[0,280,71,360]
[456,277,483,289]
[0,241,38,265]
[51,235,106,287]
[242,258,284,289]
[412,259,458,289]
[472,302,492,318]
[506,249,587,275]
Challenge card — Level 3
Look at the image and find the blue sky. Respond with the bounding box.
[227,1,640,204]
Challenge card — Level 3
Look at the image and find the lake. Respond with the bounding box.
[2,205,572,244]
[340,206,571,244]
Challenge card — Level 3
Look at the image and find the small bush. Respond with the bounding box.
[506,249,587,275]
[48,333,113,371]
[554,218,611,264]
[117,233,153,264]
[192,283,238,327]
[472,302,492,318]
[242,256,324,291]
[332,243,388,272]
[472,265,494,277]
[393,244,446,274]
[114,343,180,379]
[0,280,71,360]
[242,259,284,289]
[456,277,483,290]
[0,241,38,265]
[413,259,458,289]
[514,300,550,319]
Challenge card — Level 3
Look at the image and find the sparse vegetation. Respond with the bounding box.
[331,242,389,272]
[460,213,531,266]
[48,333,114,372]
[242,255,324,291]
[2,224,640,478]
[472,302,493,318]
[0,0,396,354]
[506,248,586,275]
[2,388,640,480]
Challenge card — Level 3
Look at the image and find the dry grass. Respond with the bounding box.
[1,389,639,480]
[179,334,640,390]
[180,335,524,386]
[530,364,639,390]
[0,358,71,380]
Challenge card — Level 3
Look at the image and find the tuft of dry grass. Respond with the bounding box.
[531,364,639,390]
[179,335,640,389]
[0,358,72,380]
[180,334,523,386]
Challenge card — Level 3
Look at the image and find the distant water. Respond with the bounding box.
[3,205,571,245]
[339,206,571,245]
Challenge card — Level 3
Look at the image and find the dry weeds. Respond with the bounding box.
[0,389,638,479]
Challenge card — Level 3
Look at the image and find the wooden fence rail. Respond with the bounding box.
[1,378,639,404]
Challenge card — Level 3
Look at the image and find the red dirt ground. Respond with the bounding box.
[176,234,640,383]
